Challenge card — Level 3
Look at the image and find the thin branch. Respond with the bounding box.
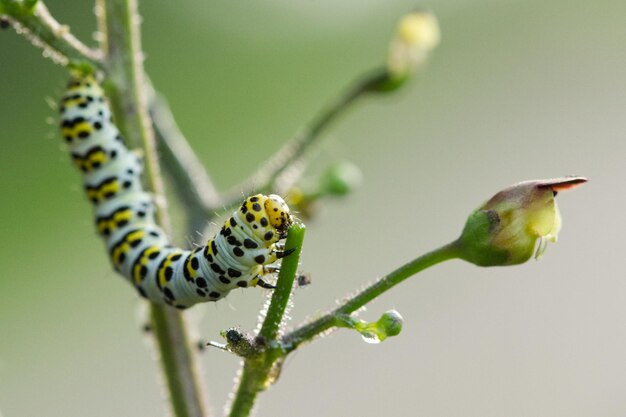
[281,241,462,352]
[258,223,306,341]
[1,0,102,67]
[227,224,306,417]
[96,1,208,416]
[227,357,271,417]
[147,84,221,235]
[221,68,390,207]
[149,306,209,417]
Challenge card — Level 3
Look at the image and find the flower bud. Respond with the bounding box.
[387,10,440,80]
[457,177,586,266]
[351,310,404,344]
[318,161,363,197]
[376,310,404,338]
[286,162,362,220]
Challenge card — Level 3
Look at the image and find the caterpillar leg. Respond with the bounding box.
[252,250,295,289]
[263,265,281,274]
[264,247,295,265]
[275,248,295,259]
[256,279,276,290]
[250,266,279,289]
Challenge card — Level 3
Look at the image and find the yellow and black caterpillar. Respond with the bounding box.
[59,75,293,309]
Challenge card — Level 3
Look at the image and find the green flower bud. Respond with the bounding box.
[376,310,404,338]
[457,177,586,266]
[286,162,362,220]
[350,310,404,344]
[387,10,440,80]
[319,161,363,197]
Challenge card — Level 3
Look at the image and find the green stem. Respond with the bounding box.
[147,85,221,235]
[97,1,208,416]
[282,240,461,351]
[150,307,209,417]
[1,1,102,68]
[227,358,270,417]
[98,0,168,229]
[221,68,390,208]
[228,224,306,417]
[258,223,306,341]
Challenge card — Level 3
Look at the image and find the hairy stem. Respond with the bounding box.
[0,0,102,68]
[97,1,208,416]
[228,224,306,417]
[147,85,221,235]
[222,68,389,207]
[258,223,306,341]
[227,358,268,417]
[282,241,462,351]
[150,305,208,417]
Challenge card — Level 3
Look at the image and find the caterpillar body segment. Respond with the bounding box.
[59,75,293,309]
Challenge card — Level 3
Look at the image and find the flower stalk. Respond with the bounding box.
[282,241,461,352]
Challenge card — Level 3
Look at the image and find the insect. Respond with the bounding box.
[59,74,293,309]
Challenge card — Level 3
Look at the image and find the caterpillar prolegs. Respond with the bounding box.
[59,75,293,309]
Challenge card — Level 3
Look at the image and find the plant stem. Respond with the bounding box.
[258,223,306,341]
[147,85,221,235]
[98,0,167,228]
[1,0,102,68]
[227,224,306,417]
[150,305,208,417]
[221,68,389,207]
[282,240,462,351]
[97,1,208,416]
[227,358,269,417]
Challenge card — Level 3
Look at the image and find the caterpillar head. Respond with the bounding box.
[238,194,293,241]
[264,194,292,237]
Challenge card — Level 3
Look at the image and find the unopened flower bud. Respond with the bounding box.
[387,10,440,80]
[350,310,404,344]
[286,162,363,220]
[376,310,404,338]
[319,161,363,197]
[457,177,586,266]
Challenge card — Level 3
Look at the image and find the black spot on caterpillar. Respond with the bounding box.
[59,75,293,308]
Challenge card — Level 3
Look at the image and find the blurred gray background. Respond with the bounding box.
[1,0,624,416]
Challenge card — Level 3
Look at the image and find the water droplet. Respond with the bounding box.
[360,331,382,344]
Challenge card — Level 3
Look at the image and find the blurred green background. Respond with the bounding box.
[1,0,625,416]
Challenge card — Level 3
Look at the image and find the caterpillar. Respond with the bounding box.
[59,74,293,309]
